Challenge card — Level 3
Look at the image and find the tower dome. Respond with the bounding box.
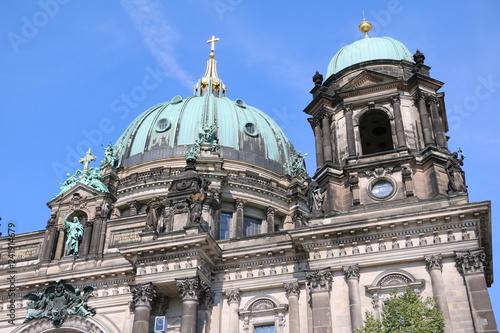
[114,36,298,176]
[326,36,414,77]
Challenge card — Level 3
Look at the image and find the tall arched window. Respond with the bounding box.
[359,110,394,155]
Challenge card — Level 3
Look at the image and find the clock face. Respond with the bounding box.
[370,179,394,199]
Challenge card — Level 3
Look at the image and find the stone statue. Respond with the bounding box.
[446,149,467,192]
[145,196,166,231]
[305,178,323,213]
[65,217,84,257]
[187,192,205,224]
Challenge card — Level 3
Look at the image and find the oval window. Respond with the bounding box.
[244,122,258,137]
[155,118,171,133]
[370,179,394,199]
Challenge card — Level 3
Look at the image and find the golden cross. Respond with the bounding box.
[206,35,220,52]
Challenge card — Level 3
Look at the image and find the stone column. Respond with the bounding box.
[414,90,434,146]
[427,95,448,148]
[321,111,333,163]
[343,264,362,333]
[40,213,58,262]
[53,227,66,260]
[306,268,333,333]
[226,289,241,333]
[425,254,452,332]
[266,206,275,233]
[344,105,356,157]
[176,277,202,333]
[284,282,301,333]
[234,199,245,237]
[130,282,157,333]
[390,95,407,148]
[309,118,324,167]
[455,249,498,332]
[80,219,93,257]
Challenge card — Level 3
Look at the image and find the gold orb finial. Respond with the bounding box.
[358,18,372,38]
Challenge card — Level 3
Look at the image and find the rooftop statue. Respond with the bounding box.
[100,143,118,169]
[447,148,467,193]
[290,150,308,178]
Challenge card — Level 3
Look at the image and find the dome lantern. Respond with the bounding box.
[194,35,227,97]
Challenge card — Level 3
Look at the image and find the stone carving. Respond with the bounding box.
[433,231,442,244]
[455,249,486,274]
[447,229,456,242]
[343,264,360,280]
[306,268,332,292]
[187,192,206,224]
[352,242,360,254]
[413,50,425,72]
[284,282,300,298]
[128,200,140,215]
[446,149,467,193]
[425,254,443,271]
[250,299,275,310]
[64,216,84,257]
[365,166,393,178]
[390,94,401,105]
[176,277,201,301]
[312,70,323,85]
[379,273,410,286]
[234,198,245,210]
[419,233,427,246]
[378,239,386,251]
[305,178,323,213]
[462,227,471,240]
[129,282,157,312]
[405,235,413,248]
[392,237,400,249]
[290,150,308,178]
[226,288,241,305]
[281,262,289,274]
[308,117,321,130]
[23,280,95,328]
[339,244,346,256]
[17,316,104,333]
[100,143,118,169]
[365,241,373,253]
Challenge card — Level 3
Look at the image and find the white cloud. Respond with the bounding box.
[121,0,195,89]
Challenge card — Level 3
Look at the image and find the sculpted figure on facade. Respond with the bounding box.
[65,216,84,257]
[145,196,166,231]
[446,149,467,192]
[305,177,323,213]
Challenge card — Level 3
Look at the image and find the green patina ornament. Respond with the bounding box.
[64,216,84,257]
[23,280,96,328]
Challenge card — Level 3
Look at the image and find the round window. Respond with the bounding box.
[155,118,171,133]
[243,122,258,137]
[370,179,394,199]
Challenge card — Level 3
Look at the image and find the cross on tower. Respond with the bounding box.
[206,35,220,52]
[79,148,97,171]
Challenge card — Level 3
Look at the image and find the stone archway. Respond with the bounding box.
[12,316,108,333]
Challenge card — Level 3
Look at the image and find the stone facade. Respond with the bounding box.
[0,32,496,333]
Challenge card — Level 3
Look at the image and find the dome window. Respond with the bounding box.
[170,95,183,104]
[244,122,258,137]
[235,99,246,108]
[155,118,171,133]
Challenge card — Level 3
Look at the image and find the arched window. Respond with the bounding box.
[359,110,394,155]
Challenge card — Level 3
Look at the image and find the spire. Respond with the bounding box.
[358,15,372,38]
[194,35,227,97]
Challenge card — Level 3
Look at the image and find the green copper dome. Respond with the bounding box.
[114,94,297,175]
[326,37,414,77]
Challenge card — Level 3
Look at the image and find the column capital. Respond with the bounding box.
[455,249,487,275]
[306,268,332,292]
[284,282,300,298]
[266,206,275,217]
[176,276,202,301]
[129,282,157,311]
[343,264,360,280]
[342,103,353,113]
[390,94,401,105]
[426,94,439,105]
[234,198,246,210]
[413,89,428,102]
[226,288,241,305]
[308,117,322,129]
[425,254,443,271]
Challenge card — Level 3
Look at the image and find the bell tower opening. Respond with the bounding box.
[359,110,394,155]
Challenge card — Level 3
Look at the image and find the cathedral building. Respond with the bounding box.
[0,21,497,333]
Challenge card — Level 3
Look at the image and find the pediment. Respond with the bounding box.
[339,70,399,91]
[49,182,106,205]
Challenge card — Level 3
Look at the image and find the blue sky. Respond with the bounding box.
[1,0,499,316]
